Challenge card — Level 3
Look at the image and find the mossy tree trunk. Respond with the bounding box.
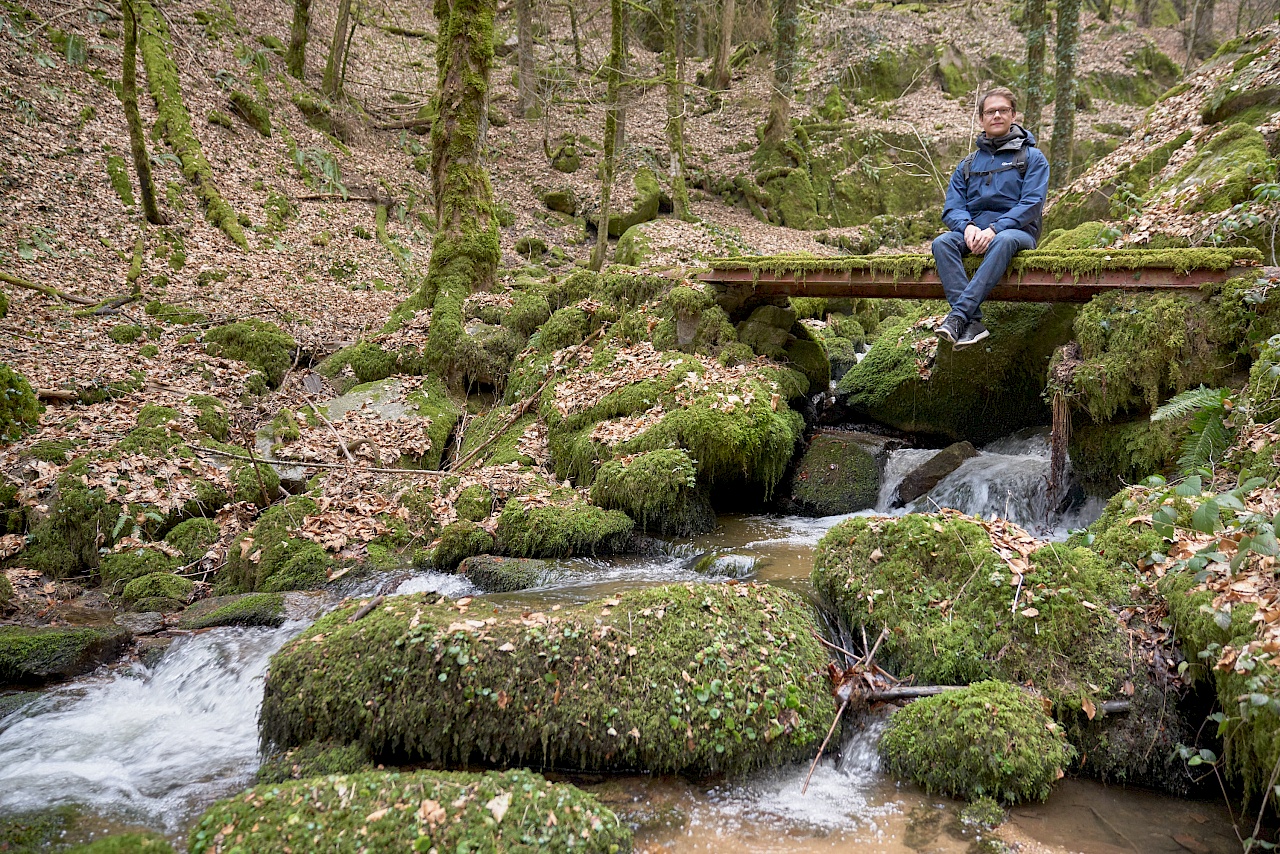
[322,0,353,98]
[1049,0,1079,190]
[761,0,797,146]
[421,0,499,376]
[1023,0,1047,138]
[121,0,162,225]
[590,0,624,271]
[516,0,535,118]
[286,0,311,79]
[566,1,583,70]
[709,0,735,90]
[135,0,245,246]
[661,0,692,221]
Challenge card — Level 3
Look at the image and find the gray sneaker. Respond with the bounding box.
[954,320,990,350]
[936,314,965,344]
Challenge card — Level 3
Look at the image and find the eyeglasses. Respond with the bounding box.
[982,107,1013,118]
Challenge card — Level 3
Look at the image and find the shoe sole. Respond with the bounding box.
[953,329,990,351]
[936,325,959,344]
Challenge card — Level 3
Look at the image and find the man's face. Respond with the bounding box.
[979,96,1015,137]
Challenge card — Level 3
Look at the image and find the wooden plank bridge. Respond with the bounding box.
[696,250,1277,307]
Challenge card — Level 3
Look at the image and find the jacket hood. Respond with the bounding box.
[976,124,1037,153]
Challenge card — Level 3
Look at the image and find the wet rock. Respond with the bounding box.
[691,553,756,577]
[541,187,577,215]
[782,431,885,516]
[0,690,39,720]
[895,440,977,506]
[261,583,835,776]
[136,636,174,669]
[190,769,630,853]
[458,554,553,592]
[132,596,186,613]
[178,592,287,629]
[114,611,165,635]
[0,625,132,686]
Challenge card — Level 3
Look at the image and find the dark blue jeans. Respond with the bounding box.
[931,228,1037,322]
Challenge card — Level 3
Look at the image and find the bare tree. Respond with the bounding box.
[661,0,692,220]
[1050,0,1080,188]
[1023,0,1047,137]
[121,0,162,224]
[322,0,354,97]
[761,0,798,145]
[287,0,311,79]
[591,0,625,271]
[709,0,735,90]
[517,0,536,117]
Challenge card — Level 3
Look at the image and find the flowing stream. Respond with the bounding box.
[0,432,1242,851]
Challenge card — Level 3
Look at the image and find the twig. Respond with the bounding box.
[1,327,39,342]
[36,388,78,401]
[864,627,889,665]
[1246,750,1280,851]
[241,431,274,507]
[802,695,849,795]
[194,445,448,476]
[301,391,355,462]
[812,632,858,661]
[348,594,385,623]
[28,1,95,35]
[0,271,97,305]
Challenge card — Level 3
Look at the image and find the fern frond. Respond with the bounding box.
[1177,408,1232,472]
[1153,386,1229,422]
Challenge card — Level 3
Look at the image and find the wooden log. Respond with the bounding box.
[866,684,1131,714]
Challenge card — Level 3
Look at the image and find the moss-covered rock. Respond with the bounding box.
[220,496,332,593]
[164,517,220,561]
[203,319,296,389]
[255,741,374,785]
[188,394,230,442]
[261,583,834,776]
[432,520,495,570]
[607,168,661,238]
[1157,122,1272,213]
[178,592,287,629]
[0,806,82,853]
[542,187,577,214]
[64,832,174,853]
[316,341,401,393]
[121,572,193,603]
[457,554,552,592]
[1068,417,1179,496]
[894,440,977,506]
[495,496,634,558]
[0,625,131,686]
[100,548,183,589]
[228,89,271,137]
[590,449,713,536]
[0,572,12,611]
[812,514,1129,707]
[878,680,1074,803]
[0,363,41,444]
[0,690,39,719]
[455,484,495,522]
[189,769,630,853]
[782,432,880,516]
[839,303,1076,444]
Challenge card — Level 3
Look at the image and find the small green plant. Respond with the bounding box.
[1151,385,1234,473]
[292,148,346,197]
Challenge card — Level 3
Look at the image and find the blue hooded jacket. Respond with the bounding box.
[942,124,1049,241]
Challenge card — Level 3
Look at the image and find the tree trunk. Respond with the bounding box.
[1050,0,1080,189]
[1137,0,1153,27]
[287,0,311,78]
[567,2,583,70]
[516,0,535,118]
[421,0,499,376]
[1183,0,1216,72]
[322,0,353,98]
[614,0,629,154]
[121,0,162,225]
[591,0,625,271]
[661,0,692,221]
[762,0,798,146]
[709,0,735,90]
[1023,0,1047,137]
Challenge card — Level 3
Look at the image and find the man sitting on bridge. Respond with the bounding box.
[932,86,1049,349]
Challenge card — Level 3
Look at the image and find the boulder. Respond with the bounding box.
[189,769,630,853]
[894,440,977,505]
[260,583,835,776]
[0,625,131,686]
[783,431,884,516]
[457,554,553,592]
[541,187,577,215]
[114,612,165,635]
[178,592,286,629]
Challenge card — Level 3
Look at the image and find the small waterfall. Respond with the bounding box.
[0,623,301,831]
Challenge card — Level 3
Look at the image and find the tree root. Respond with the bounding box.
[0,271,97,305]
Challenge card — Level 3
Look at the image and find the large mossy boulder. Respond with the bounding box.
[590,449,714,535]
[812,514,1128,706]
[495,497,634,558]
[782,432,881,516]
[178,592,287,629]
[260,583,835,775]
[457,554,553,592]
[1067,417,1179,496]
[189,769,631,853]
[0,625,131,686]
[838,303,1077,444]
[878,680,1075,804]
[219,495,332,593]
[607,168,661,238]
[203,319,296,389]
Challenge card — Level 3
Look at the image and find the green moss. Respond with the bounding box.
[1040,221,1115,250]
[179,592,286,629]
[785,433,879,515]
[0,364,41,443]
[144,300,206,325]
[190,769,630,853]
[269,408,301,443]
[783,337,830,392]
[203,319,296,388]
[812,514,1129,707]
[185,394,229,441]
[455,484,494,522]
[607,168,662,238]
[121,571,193,602]
[0,690,38,719]
[24,460,120,578]
[505,291,552,337]
[136,403,179,429]
[316,341,400,393]
[255,742,374,785]
[1068,417,1179,495]
[590,449,712,536]
[163,517,220,560]
[100,548,183,589]
[458,554,549,592]
[496,496,633,558]
[64,832,173,853]
[0,572,12,610]
[1160,122,1272,213]
[879,680,1075,803]
[0,625,131,685]
[432,520,496,570]
[260,583,834,776]
[207,109,235,129]
[105,153,134,207]
[533,306,589,352]
[457,408,538,468]
[135,1,246,247]
[221,496,331,593]
[228,89,271,137]
[0,807,81,853]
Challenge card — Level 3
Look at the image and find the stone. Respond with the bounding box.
[458,554,553,592]
[541,188,577,215]
[0,625,132,686]
[895,441,977,505]
[114,611,165,635]
[783,431,884,516]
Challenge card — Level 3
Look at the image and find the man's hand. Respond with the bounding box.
[964,224,997,254]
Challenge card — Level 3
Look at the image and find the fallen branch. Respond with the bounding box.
[862,685,1131,714]
[301,390,356,463]
[36,388,78,401]
[802,695,849,795]
[348,594,385,623]
[0,271,97,305]
[371,117,434,131]
[195,445,448,477]
[294,192,380,204]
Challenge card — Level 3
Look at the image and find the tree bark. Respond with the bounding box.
[121,0,162,224]
[1023,0,1047,138]
[591,0,625,271]
[516,0,535,117]
[661,0,692,221]
[421,0,500,376]
[567,2,583,70]
[1050,0,1080,189]
[1183,0,1217,72]
[762,0,798,146]
[287,0,311,78]
[1137,0,1154,26]
[322,0,353,98]
[709,0,735,90]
